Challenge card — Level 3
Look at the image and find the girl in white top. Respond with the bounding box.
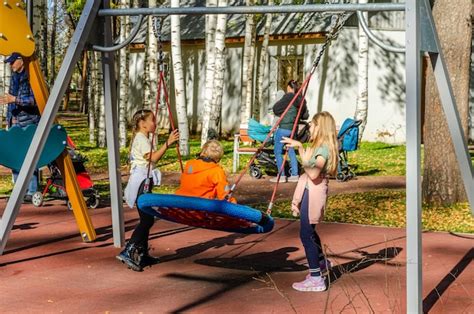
[124,109,179,207]
[118,109,179,272]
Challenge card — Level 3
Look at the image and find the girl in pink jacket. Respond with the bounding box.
[281,111,339,292]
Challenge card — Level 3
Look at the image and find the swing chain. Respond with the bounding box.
[310,11,352,75]
[152,15,165,73]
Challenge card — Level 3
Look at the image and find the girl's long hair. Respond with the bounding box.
[129,109,154,156]
[309,111,339,175]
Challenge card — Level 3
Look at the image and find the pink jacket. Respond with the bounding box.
[291,173,329,224]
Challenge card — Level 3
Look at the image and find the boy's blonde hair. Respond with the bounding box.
[309,111,339,175]
[200,140,224,162]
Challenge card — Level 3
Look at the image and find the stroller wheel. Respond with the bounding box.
[32,192,43,207]
[348,170,356,179]
[336,173,346,182]
[249,165,263,179]
[87,195,100,209]
[66,200,73,211]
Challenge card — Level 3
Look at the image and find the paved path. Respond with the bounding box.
[1,173,472,313]
[0,200,472,313]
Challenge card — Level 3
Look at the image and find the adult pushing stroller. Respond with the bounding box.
[336,118,362,182]
[31,147,100,209]
[247,118,309,179]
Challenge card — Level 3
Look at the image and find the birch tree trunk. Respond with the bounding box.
[170,0,190,155]
[422,0,471,205]
[97,53,106,147]
[119,0,130,148]
[256,0,273,122]
[89,52,97,144]
[209,0,228,135]
[239,0,256,126]
[200,0,218,145]
[143,0,158,111]
[38,0,48,78]
[354,0,369,140]
[50,0,57,85]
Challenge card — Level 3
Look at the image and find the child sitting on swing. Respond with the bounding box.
[175,139,236,203]
[118,109,179,272]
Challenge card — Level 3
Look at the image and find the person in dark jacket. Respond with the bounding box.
[271,80,309,183]
[0,53,41,202]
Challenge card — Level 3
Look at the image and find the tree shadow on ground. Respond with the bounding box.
[164,246,402,313]
[156,233,250,263]
[0,220,193,266]
[355,169,381,176]
[194,247,307,272]
[423,247,473,313]
[327,247,403,284]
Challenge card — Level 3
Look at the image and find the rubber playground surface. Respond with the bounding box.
[0,175,473,313]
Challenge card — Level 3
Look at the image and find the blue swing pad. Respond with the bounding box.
[137,193,274,234]
[0,124,67,171]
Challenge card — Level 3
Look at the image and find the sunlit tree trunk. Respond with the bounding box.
[143,0,158,110]
[354,0,369,140]
[256,0,273,122]
[200,0,218,145]
[422,0,472,205]
[89,52,97,144]
[209,0,228,135]
[119,0,130,148]
[171,0,190,155]
[97,53,106,148]
[50,0,58,85]
[239,0,256,126]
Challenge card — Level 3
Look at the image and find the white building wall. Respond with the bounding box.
[308,28,406,143]
[147,29,411,143]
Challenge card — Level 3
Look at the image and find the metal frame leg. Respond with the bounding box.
[0,0,101,255]
[101,0,124,247]
[405,0,422,312]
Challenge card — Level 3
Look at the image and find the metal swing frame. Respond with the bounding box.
[1,1,473,312]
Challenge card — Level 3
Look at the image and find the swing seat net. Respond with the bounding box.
[137,193,274,234]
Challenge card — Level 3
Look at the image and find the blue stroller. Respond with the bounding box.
[336,118,362,182]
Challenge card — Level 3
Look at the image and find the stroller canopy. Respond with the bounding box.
[247,118,271,143]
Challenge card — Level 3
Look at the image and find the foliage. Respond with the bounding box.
[255,189,474,234]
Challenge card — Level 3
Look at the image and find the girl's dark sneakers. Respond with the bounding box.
[116,242,143,272]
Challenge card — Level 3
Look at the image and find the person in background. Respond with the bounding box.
[271,80,308,183]
[0,53,41,203]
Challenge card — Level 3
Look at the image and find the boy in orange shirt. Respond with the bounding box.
[176,140,236,203]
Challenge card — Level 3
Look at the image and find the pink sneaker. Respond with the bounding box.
[292,276,326,292]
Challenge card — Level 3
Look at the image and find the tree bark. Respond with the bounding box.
[119,0,130,148]
[200,0,218,145]
[354,0,369,141]
[89,52,97,145]
[256,0,273,122]
[239,0,256,126]
[171,0,190,156]
[50,0,58,86]
[96,53,106,148]
[209,0,228,136]
[422,0,472,205]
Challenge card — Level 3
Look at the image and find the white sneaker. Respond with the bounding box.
[269,176,287,183]
[287,176,299,182]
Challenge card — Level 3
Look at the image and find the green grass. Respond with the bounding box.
[255,189,474,234]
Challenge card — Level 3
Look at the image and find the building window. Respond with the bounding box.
[278,56,304,90]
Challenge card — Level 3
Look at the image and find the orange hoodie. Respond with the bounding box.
[175,159,236,203]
